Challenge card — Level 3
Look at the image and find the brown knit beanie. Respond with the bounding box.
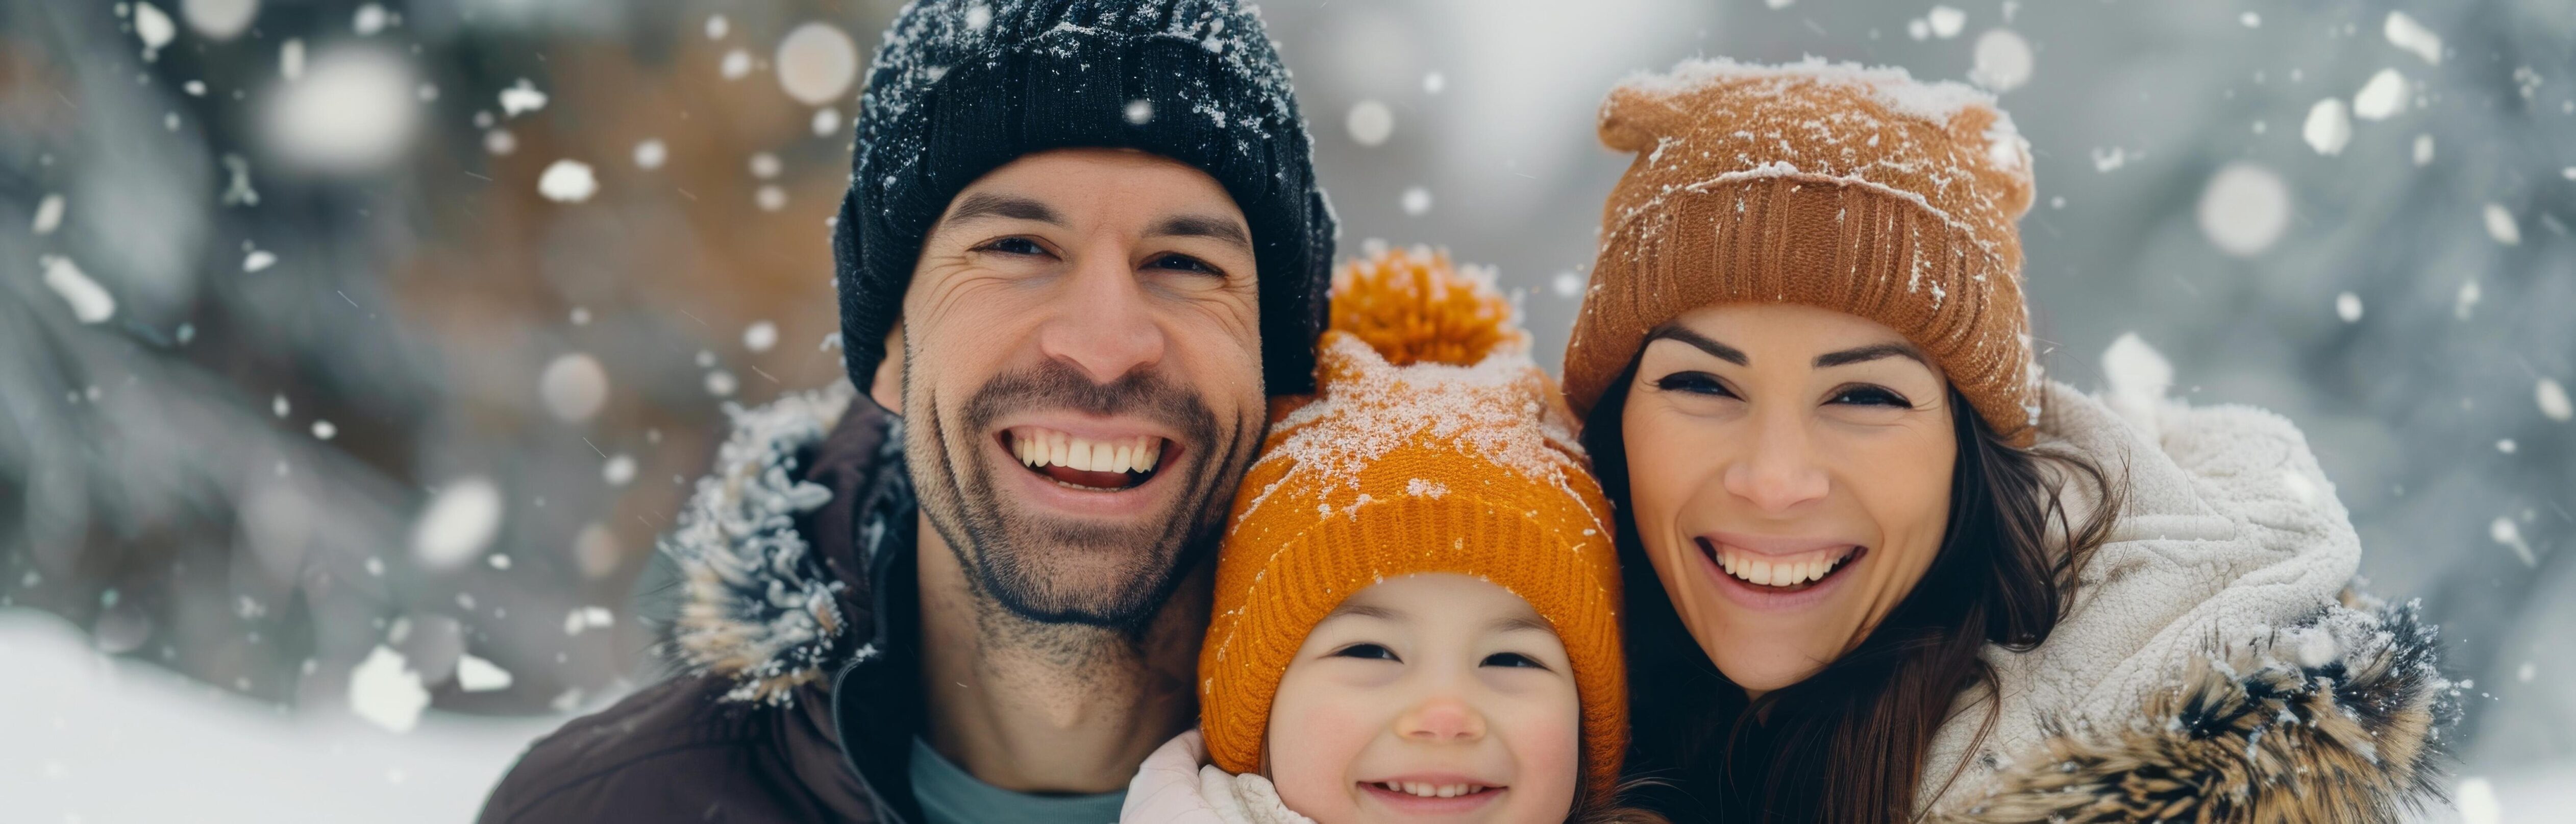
[1562,58,2043,445]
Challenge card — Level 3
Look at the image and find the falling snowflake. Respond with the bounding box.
[776,22,860,105]
[133,3,177,61]
[539,352,609,422]
[1347,100,1394,147]
[2538,378,2572,422]
[2384,11,2442,65]
[498,78,548,117]
[2351,69,2406,120]
[537,159,598,202]
[39,255,114,324]
[603,454,637,487]
[348,645,429,732]
[1401,186,1432,216]
[412,477,505,571]
[2482,203,2520,246]
[31,192,64,234]
[456,654,514,692]
[2302,99,2351,155]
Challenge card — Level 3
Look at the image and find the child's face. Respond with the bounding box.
[1263,573,1581,823]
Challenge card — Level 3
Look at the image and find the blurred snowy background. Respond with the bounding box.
[2,0,2570,820]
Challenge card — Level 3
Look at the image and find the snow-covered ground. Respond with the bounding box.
[0,610,566,824]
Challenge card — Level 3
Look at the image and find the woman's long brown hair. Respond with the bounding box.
[1582,360,2122,823]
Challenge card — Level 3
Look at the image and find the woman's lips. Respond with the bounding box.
[1697,538,1863,590]
[1692,537,1867,609]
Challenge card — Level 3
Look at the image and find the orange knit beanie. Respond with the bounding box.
[1562,57,2044,445]
[1199,246,1628,801]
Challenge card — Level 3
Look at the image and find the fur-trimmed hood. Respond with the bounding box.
[1919,373,2457,821]
[658,380,899,705]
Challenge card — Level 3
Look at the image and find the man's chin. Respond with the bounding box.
[960,503,1209,631]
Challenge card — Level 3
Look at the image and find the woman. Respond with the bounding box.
[1563,59,2454,823]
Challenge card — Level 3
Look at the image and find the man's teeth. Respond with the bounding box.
[1716,546,1853,587]
[1373,781,1490,798]
[1010,428,1161,474]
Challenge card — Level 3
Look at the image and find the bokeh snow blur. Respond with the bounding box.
[3,1,2572,820]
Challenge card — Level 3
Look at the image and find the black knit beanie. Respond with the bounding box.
[833,0,1337,397]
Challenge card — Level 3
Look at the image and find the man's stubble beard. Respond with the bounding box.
[905,353,1262,655]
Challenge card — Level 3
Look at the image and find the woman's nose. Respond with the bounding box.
[1395,696,1488,744]
[1723,410,1830,513]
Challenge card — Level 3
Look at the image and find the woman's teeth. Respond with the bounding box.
[1008,427,1161,474]
[1716,546,1854,588]
[1371,781,1492,798]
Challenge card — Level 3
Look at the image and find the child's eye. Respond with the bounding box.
[1479,652,1547,670]
[1649,371,1736,399]
[1331,643,1399,662]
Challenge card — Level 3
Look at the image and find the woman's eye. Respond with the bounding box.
[1649,371,1735,398]
[1146,253,1223,277]
[1331,643,1398,662]
[1480,652,1546,670]
[977,237,1048,256]
[1829,385,1913,408]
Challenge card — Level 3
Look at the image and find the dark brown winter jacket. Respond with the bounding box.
[476,385,928,823]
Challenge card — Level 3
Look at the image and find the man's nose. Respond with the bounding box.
[1036,252,1167,385]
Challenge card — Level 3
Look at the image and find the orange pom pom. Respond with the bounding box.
[1327,245,1527,368]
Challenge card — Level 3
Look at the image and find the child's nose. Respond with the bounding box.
[1395,696,1487,744]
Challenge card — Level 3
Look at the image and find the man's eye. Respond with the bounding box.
[1829,385,1913,408]
[977,237,1048,256]
[1480,652,1546,670]
[1649,371,1735,398]
[1331,643,1398,662]
[1146,253,1223,277]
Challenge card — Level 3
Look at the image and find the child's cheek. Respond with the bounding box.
[1268,679,1378,821]
[1493,694,1583,824]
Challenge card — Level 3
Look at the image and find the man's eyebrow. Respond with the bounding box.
[1814,342,1930,369]
[1146,213,1253,252]
[940,192,1062,228]
[1643,324,1749,366]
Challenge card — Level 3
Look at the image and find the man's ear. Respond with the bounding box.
[868,322,903,414]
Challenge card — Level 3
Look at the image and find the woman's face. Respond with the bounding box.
[1619,303,1956,694]
[1264,574,1582,824]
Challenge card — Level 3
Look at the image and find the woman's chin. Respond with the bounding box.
[1707,648,1831,695]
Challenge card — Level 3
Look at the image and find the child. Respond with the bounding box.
[1119,248,1648,824]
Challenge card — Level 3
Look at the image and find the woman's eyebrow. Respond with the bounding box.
[1488,614,1555,635]
[1644,324,1748,366]
[1813,342,1929,369]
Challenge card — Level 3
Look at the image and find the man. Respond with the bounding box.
[475,2,1334,821]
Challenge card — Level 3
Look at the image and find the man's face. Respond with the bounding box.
[895,148,1268,630]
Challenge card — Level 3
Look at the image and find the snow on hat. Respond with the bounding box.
[1199,246,1627,801]
[833,0,1337,398]
[1563,57,2044,444]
